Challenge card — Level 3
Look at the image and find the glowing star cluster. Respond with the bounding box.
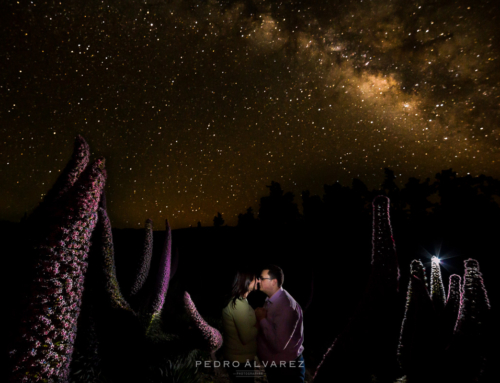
[2,0,499,228]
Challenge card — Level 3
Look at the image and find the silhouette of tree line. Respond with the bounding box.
[207,169,500,237]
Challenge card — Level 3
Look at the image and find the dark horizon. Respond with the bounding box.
[4,165,500,231]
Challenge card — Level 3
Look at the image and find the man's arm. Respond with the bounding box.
[258,303,300,353]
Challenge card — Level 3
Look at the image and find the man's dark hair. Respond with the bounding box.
[263,264,284,287]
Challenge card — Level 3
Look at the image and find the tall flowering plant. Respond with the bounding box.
[97,207,134,313]
[398,260,427,356]
[20,136,92,306]
[444,274,461,332]
[439,274,461,351]
[447,259,491,383]
[184,292,223,353]
[91,209,220,367]
[10,158,106,383]
[370,196,400,286]
[83,211,220,383]
[396,255,492,383]
[146,220,172,334]
[430,256,446,313]
[313,196,400,383]
[397,260,436,382]
[455,259,491,336]
[130,219,154,298]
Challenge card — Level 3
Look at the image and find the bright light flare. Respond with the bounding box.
[431,256,441,264]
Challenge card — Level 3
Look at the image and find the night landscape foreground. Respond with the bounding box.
[1,136,498,383]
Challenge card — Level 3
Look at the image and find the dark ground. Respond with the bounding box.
[2,216,499,382]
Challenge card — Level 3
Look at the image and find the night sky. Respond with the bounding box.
[2,0,500,229]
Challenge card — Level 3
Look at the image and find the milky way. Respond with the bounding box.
[2,0,499,228]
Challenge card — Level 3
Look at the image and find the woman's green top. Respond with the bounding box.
[222,297,258,363]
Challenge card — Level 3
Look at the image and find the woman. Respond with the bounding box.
[222,270,259,381]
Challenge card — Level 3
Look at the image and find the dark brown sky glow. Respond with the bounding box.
[1,0,500,228]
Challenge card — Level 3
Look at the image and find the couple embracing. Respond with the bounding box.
[222,265,305,382]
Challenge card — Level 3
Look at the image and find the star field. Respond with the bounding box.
[1,0,500,228]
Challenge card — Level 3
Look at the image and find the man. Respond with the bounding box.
[255,265,305,383]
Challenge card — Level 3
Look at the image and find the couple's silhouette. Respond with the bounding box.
[222,265,305,382]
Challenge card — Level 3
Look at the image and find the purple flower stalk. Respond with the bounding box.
[431,256,446,313]
[148,220,172,316]
[313,196,400,382]
[404,260,428,315]
[441,274,461,345]
[97,207,134,313]
[447,259,491,383]
[10,158,106,383]
[370,196,399,291]
[445,275,461,328]
[184,292,222,352]
[397,261,435,377]
[455,259,490,335]
[130,219,154,297]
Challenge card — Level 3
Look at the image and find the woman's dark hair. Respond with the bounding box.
[229,270,256,309]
